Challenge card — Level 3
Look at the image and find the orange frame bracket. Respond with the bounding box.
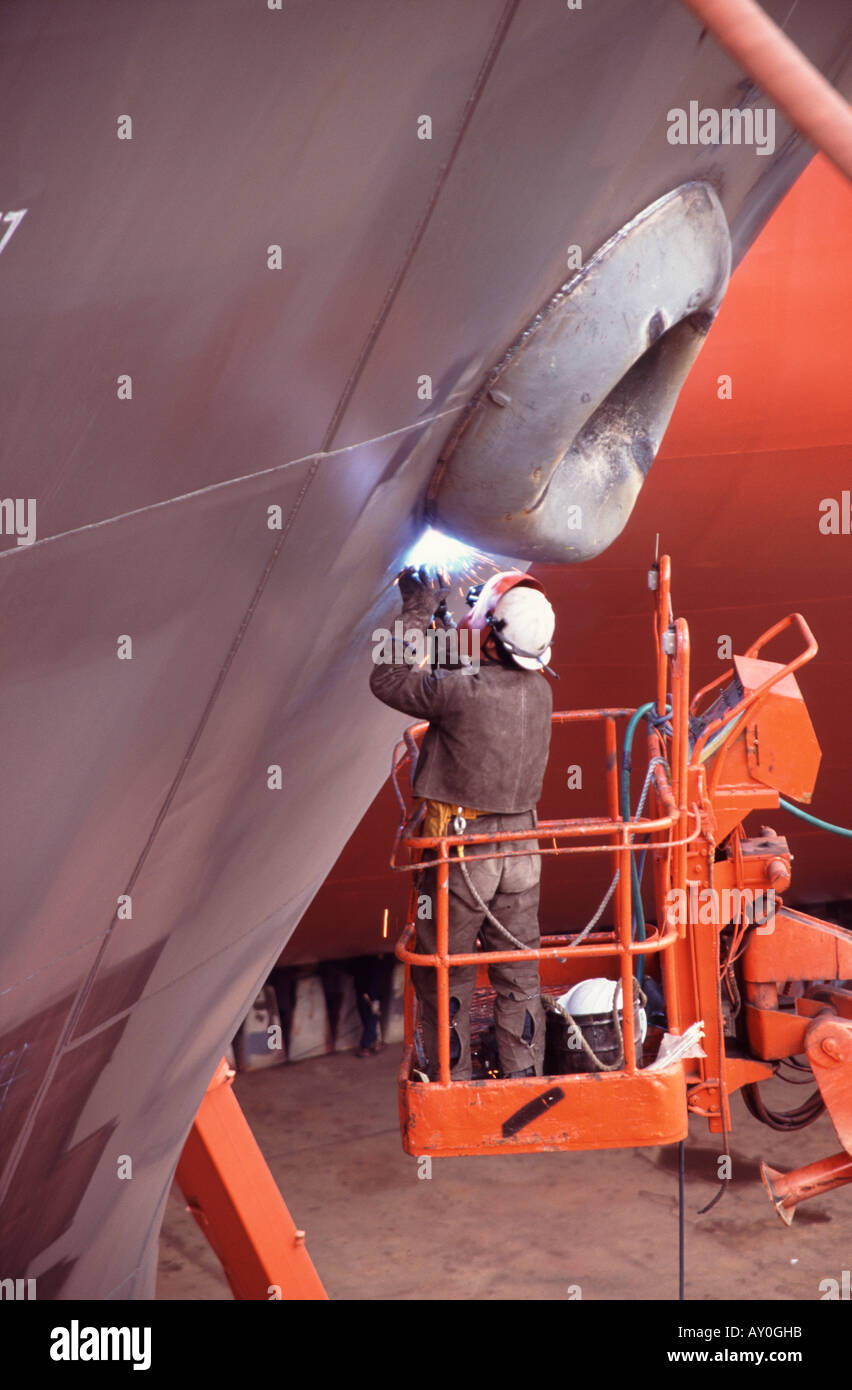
[176,1058,327,1301]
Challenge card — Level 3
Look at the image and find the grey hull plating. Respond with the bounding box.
[1,0,851,1298]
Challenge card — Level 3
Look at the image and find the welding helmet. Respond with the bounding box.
[459,571,555,672]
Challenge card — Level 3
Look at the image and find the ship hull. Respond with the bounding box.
[1,0,851,1297]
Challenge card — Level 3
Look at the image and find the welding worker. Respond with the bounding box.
[369,564,555,1081]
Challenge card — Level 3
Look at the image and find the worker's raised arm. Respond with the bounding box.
[369,566,453,720]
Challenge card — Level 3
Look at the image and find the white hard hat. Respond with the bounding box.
[491,586,555,671]
[557,978,647,1041]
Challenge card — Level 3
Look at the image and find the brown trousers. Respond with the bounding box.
[412,810,545,1080]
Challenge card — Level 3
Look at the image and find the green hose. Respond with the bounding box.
[779,797,852,839]
[621,702,657,822]
[621,702,657,984]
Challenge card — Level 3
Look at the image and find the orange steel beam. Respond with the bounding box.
[761,1152,852,1225]
[678,0,852,184]
[175,1058,327,1301]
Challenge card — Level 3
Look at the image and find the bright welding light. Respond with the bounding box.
[403,526,480,575]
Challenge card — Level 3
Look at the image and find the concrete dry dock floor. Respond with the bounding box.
[157,1047,851,1301]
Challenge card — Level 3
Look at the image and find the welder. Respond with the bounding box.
[369,564,556,1081]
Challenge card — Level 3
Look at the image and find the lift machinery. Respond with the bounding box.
[389,556,852,1221]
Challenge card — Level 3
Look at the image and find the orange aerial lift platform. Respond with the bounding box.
[389,556,852,1222]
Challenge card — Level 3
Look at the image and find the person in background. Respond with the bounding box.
[348,955,385,1057]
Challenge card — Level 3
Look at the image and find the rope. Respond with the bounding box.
[565,870,620,948]
[456,854,532,952]
[448,744,667,959]
[447,742,661,1072]
[568,754,668,950]
[552,980,648,1073]
[455,849,646,1072]
[452,746,662,1070]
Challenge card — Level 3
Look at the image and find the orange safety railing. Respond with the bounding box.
[389,698,701,1087]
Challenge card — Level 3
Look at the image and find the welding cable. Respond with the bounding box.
[776,1060,818,1086]
[741,1081,824,1131]
[720,938,742,1020]
[453,732,662,1009]
[455,854,538,953]
[678,1139,686,1301]
[454,823,623,953]
[455,855,642,1072]
[696,713,742,764]
[403,728,420,785]
[564,742,667,957]
[779,798,852,839]
[719,911,763,1015]
[620,703,657,820]
[782,1055,814,1074]
[697,854,732,1216]
[456,851,620,953]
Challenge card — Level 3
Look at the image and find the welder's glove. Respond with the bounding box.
[397,565,450,616]
[433,597,453,629]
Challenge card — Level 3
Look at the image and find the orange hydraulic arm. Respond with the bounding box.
[175,1058,327,1301]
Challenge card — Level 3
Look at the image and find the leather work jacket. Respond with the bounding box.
[369,592,552,814]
